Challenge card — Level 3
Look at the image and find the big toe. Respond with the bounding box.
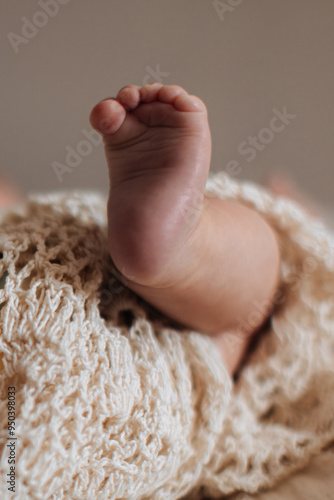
[89,98,127,135]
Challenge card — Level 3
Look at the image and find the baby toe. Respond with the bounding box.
[139,82,164,103]
[157,85,188,104]
[117,85,141,110]
[173,93,207,113]
[89,99,127,135]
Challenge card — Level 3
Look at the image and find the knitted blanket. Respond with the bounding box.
[0,172,333,499]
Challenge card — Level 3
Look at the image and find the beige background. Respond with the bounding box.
[1,0,333,206]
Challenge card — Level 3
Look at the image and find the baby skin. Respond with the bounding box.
[89,83,280,376]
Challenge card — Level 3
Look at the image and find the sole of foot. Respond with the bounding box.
[90,83,212,288]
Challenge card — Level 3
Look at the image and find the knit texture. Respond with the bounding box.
[0,172,334,499]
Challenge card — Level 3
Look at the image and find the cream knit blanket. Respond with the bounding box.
[0,172,334,499]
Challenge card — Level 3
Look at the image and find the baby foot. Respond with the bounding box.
[90,84,280,375]
[90,83,211,287]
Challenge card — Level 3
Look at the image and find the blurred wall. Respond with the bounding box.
[1,0,333,204]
